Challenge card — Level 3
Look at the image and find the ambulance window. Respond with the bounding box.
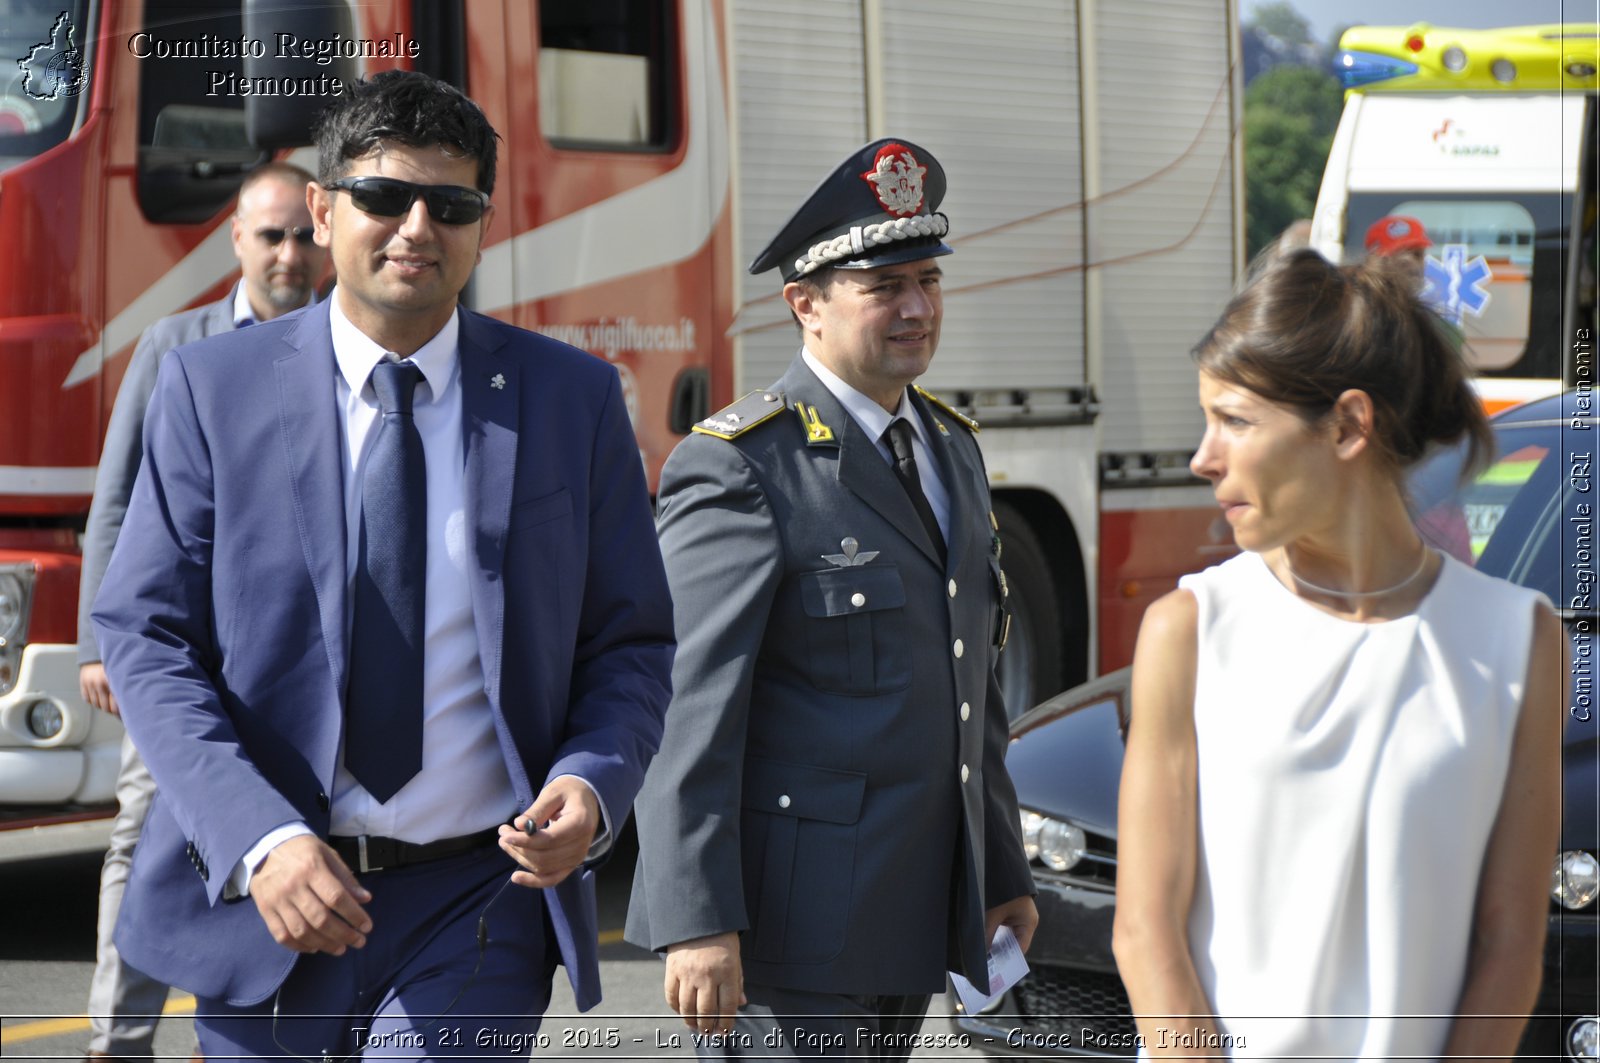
[537,0,675,150]
[1347,193,1567,380]
[135,0,255,223]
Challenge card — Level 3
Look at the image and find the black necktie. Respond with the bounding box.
[345,360,427,803]
[884,418,946,562]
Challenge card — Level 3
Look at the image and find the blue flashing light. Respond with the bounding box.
[1336,50,1420,90]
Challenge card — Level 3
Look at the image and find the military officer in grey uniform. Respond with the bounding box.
[626,138,1038,1059]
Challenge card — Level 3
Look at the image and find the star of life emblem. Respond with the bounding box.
[860,144,927,218]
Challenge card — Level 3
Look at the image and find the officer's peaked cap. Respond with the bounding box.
[749,137,953,282]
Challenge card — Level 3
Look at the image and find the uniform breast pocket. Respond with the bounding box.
[798,564,911,695]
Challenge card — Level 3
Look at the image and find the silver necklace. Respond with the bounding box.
[1284,545,1432,599]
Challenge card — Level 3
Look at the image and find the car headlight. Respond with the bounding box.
[25,700,64,740]
[1569,1016,1599,1061]
[1020,810,1043,861]
[1019,807,1087,872]
[0,570,27,642]
[1553,850,1600,910]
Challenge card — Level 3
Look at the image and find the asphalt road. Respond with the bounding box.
[0,833,992,1061]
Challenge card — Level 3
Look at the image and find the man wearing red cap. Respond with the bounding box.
[1365,214,1432,285]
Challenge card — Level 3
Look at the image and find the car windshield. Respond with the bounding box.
[0,0,92,173]
[1409,410,1594,615]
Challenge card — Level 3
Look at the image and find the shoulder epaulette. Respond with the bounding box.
[914,385,980,434]
[692,389,788,440]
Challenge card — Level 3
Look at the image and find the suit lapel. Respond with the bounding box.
[273,301,349,706]
[910,390,973,573]
[781,359,944,569]
[458,310,516,712]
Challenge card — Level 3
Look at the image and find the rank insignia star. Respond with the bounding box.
[822,536,879,568]
[490,373,506,390]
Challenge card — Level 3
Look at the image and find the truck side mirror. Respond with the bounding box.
[242,0,359,150]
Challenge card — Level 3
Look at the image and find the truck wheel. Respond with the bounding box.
[992,501,1065,720]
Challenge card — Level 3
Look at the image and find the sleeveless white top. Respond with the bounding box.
[1172,550,1542,1059]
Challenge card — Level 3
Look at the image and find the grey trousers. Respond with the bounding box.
[86,732,171,1056]
[692,983,932,1063]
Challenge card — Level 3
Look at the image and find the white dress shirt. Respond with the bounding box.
[232,293,605,892]
[801,347,951,542]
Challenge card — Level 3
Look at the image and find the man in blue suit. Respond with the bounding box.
[80,159,325,1063]
[92,71,674,1061]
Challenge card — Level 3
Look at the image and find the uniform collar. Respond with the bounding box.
[800,347,929,451]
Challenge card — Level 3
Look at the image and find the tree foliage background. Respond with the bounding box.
[1240,2,1344,256]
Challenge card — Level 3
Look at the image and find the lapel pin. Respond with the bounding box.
[823,536,879,568]
[490,373,506,390]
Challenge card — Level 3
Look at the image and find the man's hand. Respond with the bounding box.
[985,894,1040,954]
[498,776,601,889]
[664,931,746,1035]
[250,835,373,955]
[79,663,118,716]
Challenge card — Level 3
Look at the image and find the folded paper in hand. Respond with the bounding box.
[949,925,1028,1014]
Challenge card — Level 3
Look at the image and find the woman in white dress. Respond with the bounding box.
[1112,250,1564,1060]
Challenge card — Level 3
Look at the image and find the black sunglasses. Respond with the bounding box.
[325,177,489,225]
[257,226,316,247]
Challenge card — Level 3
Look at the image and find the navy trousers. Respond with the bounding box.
[195,847,552,1061]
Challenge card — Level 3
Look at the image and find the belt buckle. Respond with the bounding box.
[353,838,393,870]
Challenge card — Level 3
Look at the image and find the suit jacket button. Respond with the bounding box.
[948,579,958,598]
[960,764,970,783]
[953,638,965,658]
[850,592,866,608]
[778,795,791,809]
[960,702,971,721]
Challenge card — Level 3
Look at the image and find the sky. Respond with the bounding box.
[1253,0,1600,47]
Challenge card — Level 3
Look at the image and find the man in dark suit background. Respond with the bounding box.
[78,160,325,1063]
[626,138,1037,1059]
[92,71,673,1060]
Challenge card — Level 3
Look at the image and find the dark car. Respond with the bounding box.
[954,390,1599,1060]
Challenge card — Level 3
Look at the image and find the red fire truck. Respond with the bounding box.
[0,0,1241,815]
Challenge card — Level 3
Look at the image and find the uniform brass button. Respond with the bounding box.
[851,592,866,608]
[960,764,970,783]
[960,702,971,721]
[948,579,958,598]
[953,638,965,658]
[778,795,791,809]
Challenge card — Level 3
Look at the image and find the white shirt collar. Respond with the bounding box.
[231,282,256,328]
[800,347,928,449]
[329,288,459,405]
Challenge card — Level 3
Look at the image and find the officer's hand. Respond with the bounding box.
[79,663,118,716]
[251,835,373,955]
[985,894,1040,954]
[665,931,746,1035]
[498,777,600,889]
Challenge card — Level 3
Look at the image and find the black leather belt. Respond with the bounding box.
[329,828,500,873]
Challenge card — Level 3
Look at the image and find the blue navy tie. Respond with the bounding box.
[345,360,426,803]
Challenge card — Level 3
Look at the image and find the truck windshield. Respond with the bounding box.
[0,0,91,173]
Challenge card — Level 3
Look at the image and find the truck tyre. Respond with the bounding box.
[992,500,1066,720]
